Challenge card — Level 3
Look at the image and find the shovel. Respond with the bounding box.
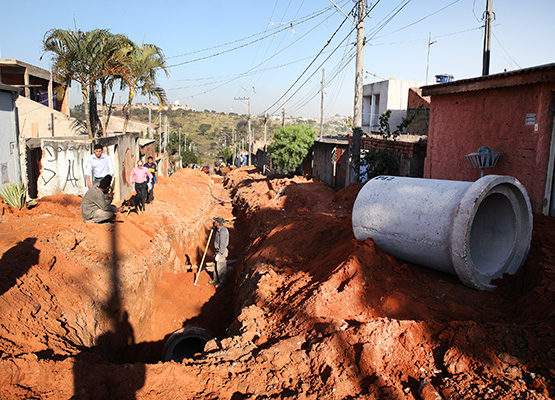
[193,227,214,286]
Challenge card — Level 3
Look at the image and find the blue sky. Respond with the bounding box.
[1,0,554,118]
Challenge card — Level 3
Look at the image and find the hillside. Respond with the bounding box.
[71,105,351,163]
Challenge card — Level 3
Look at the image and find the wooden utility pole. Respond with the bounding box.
[482,0,493,76]
[320,68,325,140]
[264,113,268,148]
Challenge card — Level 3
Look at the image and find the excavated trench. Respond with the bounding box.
[1,167,555,399]
[80,182,248,365]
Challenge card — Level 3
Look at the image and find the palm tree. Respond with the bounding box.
[119,43,169,134]
[95,33,134,136]
[42,28,132,138]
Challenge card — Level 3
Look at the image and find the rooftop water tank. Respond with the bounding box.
[435,74,454,83]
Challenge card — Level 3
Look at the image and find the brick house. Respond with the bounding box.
[422,63,555,216]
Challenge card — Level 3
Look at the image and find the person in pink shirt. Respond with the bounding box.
[129,160,153,211]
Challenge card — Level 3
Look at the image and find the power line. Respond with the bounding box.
[492,29,521,70]
[167,3,344,68]
[372,0,462,40]
[262,4,356,115]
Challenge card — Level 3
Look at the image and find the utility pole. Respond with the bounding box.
[282,93,287,127]
[148,94,152,139]
[164,115,168,153]
[320,68,325,140]
[234,97,251,165]
[426,32,437,85]
[482,0,493,76]
[159,111,162,155]
[263,113,268,148]
[351,0,366,183]
[179,127,181,156]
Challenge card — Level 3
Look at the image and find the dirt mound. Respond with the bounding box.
[0,166,553,399]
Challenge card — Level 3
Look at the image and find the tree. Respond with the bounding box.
[268,125,317,174]
[218,147,233,164]
[96,32,134,136]
[119,42,169,134]
[198,123,211,135]
[42,28,125,138]
[182,150,200,165]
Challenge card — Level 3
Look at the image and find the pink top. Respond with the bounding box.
[130,166,153,184]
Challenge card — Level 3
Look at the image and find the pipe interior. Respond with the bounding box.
[167,336,209,362]
[469,193,517,276]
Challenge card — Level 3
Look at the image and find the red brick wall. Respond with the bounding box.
[350,136,427,177]
[360,136,427,156]
[424,82,555,212]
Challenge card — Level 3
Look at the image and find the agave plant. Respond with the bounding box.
[0,182,27,209]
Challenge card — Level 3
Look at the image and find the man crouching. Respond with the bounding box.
[81,175,120,223]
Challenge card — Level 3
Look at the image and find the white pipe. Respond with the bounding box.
[352,175,533,290]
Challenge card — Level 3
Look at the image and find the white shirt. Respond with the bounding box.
[85,153,115,180]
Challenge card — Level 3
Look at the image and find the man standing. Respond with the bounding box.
[81,175,120,223]
[85,144,115,189]
[129,160,152,212]
[209,217,229,288]
[144,156,157,203]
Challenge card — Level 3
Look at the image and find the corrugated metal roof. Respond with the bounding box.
[421,63,555,96]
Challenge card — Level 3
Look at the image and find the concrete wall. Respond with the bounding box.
[36,133,139,202]
[312,141,349,188]
[17,96,84,138]
[107,115,154,138]
[362,80,427,134]
[424,82,555,213]
[38,139,91,197]
[0,89,20,184]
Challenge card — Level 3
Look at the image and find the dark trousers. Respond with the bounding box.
[135,182,148,210]
[147,182,155,202]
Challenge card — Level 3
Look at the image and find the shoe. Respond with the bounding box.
[215,282,227,289]
[208,279,219,285]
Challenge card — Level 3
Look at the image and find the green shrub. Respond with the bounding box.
[0,182,27,209]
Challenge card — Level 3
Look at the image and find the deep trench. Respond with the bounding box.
[76,198,247,365]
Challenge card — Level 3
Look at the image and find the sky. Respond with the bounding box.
[1,0,554,119]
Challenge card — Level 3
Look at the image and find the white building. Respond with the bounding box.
[362,79,426,135]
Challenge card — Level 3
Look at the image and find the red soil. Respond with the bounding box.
[0,166,553,399]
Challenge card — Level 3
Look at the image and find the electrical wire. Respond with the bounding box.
[261,4,356,115]
[372,0,462,39]
[492,29,521,70]
[167,3,344,68]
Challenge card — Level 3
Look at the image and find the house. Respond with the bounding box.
[0,59,69,113]
[361,79,427,134]
[0,84,22,185]
[0,59,155,201]
[312,137,349,189]
[421,63,555,216]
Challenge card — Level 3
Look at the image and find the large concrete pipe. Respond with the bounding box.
[352,175,533,290]
[162,326,214,362]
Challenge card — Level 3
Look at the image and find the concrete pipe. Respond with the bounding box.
[352,175,533,290]
[162,326,214,362]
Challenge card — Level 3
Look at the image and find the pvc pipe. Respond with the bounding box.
[352,175,533,290]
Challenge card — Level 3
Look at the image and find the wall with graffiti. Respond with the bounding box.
[38,139,91,197]
[35,133,139,201]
